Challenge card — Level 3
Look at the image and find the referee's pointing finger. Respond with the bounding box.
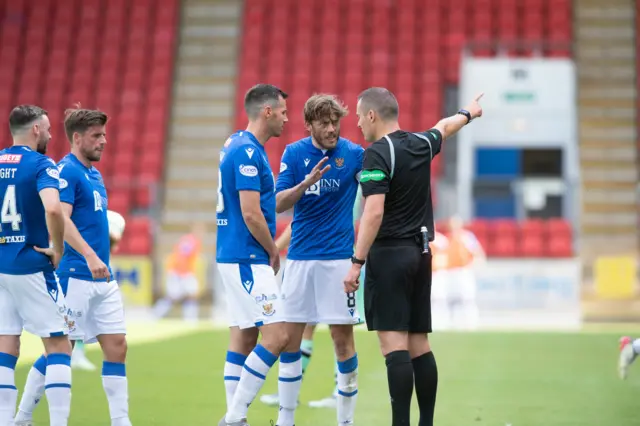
[475,92,484,102]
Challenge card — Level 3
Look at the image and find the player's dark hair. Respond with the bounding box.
[303,94,348,124]
[244,84,288,119]
[63,104,108,143]
[8,105,48,136]
[357,87,399,121]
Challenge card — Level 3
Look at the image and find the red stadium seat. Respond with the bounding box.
[488,235,518,257]
[545,218,572,238]
[492,219,519,238]
[520,235,545,257]
[520,219,545,238]
[546,235,573,258]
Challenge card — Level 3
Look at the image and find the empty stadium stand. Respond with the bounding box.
[237,0,575,258]
[158,0,242,259]
[0,0,179,255]
[574,0,638,258]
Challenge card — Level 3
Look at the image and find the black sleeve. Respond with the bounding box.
[414,128,443,158]
[359,142,392,197]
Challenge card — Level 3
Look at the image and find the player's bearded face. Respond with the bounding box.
[267,97,288,137]
[79,125,107,162]
[310,117,340,149]
[35,117,52,154]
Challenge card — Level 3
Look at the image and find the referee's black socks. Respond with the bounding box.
[385,350,413,425]
[412,351,438,426]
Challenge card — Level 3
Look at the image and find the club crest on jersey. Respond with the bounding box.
[280,162,287,173]
[262,303,275,316]
[334,157,345,169]
[0,154,22,164]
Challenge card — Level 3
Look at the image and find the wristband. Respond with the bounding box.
[351,256,365,266]
[457,109,472,124]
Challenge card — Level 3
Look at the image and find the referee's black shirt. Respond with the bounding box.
[359,128,443,242]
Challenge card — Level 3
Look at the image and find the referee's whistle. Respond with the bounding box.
[420,226,430,254]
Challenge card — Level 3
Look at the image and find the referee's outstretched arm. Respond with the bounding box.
[432,92,484,140]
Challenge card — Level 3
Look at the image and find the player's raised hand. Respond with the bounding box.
[86,252,111,281]
[464,92,484,120]
[303,157,331,188]
[34,245,63,269]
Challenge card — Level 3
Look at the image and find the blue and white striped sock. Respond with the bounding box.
[223,351,246,411]
[45,353,72,426]
[226,344,277,423]
[276,351,302,426]
[102,361,131,426]
[0,352,18,424]
[15,354,47,420]
[337,354,358,425]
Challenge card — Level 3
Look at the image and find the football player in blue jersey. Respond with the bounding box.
[260,186,366,410]
[217,84,291,426]
[271,94,364,426]
[16,108,132,426]
[0,105,73,426]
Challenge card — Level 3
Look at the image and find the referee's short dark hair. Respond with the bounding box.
[357,87,399,121]
[8,105,48,136]
[244,84,288,119]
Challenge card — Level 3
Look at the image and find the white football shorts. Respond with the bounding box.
[165,272,199,300]
[0,271,68,338]
[281,259,361,325]
[217,263,284,329]
[445,267,477,302]
[431,269,449,302]
[61,277,127,344]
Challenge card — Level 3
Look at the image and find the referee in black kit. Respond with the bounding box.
[343,87,484,426]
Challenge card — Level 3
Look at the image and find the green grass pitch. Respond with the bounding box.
[20,324,640,425]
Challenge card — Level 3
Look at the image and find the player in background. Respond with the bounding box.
[217,84,290,426]
[0,105,72,426]
[15,108,132,426]
[260,185,366,410]
[429,230,451,331]
[618,336,640,379]
[153,222,205,322]
[444,216,485,330]
[273,94,363,426]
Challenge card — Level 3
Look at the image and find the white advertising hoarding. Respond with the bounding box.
[475,259,582,330]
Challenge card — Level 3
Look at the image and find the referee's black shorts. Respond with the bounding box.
[364,237,432,333]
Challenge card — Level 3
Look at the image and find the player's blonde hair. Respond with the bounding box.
[303,94,348,124]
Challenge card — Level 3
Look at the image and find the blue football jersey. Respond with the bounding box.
[0,146,60,274]
[56,153,112,281]
[276,137,364,260]
[216,131,276,265]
